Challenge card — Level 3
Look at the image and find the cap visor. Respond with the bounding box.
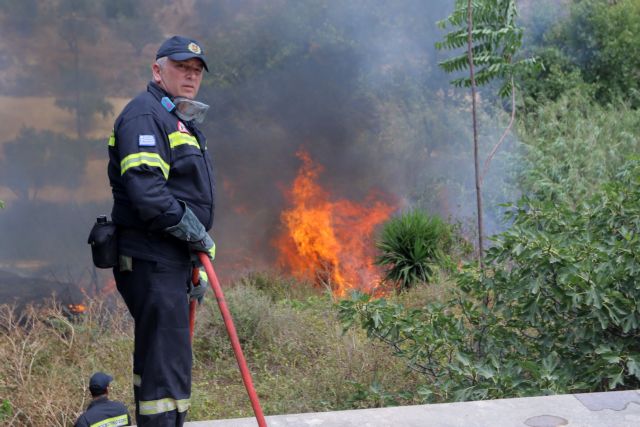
[167,53,209,72]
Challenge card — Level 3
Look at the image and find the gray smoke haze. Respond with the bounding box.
[0,0,556,305]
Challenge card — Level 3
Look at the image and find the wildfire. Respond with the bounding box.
[66,303,87,315]
[276,149,397,297]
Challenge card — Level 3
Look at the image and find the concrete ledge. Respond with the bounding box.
[183,390,640,427]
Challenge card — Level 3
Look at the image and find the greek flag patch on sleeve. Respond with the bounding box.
[138,135,156,147]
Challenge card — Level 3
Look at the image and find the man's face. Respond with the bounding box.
[152,58,204,99]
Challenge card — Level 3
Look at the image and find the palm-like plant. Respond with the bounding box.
[376,210,452,292]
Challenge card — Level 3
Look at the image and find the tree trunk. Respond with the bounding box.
[467,0,484,269]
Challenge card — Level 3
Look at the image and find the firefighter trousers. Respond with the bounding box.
[115,257,192,427]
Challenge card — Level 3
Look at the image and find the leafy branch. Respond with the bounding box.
[436,0,539,261]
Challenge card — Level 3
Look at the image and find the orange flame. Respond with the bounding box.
[67,303,87,314]
[276,149,397,297]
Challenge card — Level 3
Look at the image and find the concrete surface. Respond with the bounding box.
[182,390,640,427]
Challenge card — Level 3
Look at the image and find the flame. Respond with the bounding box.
[67,303,87,315]
[276,149,397,297]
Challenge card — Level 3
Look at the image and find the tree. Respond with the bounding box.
[49,0,113,139]
[520,0,640,109]
[548,0,640,107]
[436,0,538,263]
[102,0,161,55]
[0,128,89,201]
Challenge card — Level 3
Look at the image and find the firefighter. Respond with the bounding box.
[74,372,131,427]
[108,35,215,426]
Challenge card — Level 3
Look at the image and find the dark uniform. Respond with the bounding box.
[108,80,215,425]
[74,396,130,427]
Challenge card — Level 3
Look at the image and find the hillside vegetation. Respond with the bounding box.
[340,0,640,404]
[0,275,449,425]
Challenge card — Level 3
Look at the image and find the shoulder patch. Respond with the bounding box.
[138,135,156,147]
[177,121,191,135]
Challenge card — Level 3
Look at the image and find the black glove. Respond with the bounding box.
[164,202,215,258]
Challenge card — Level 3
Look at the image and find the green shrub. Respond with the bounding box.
[0,399,12,422]
[518,91,640,205]
[520,46,593,107]
[340,159,640,401]
[375,210,455,292]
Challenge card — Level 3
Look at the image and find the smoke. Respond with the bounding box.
[0,0,525,303]
[195,0,492,271]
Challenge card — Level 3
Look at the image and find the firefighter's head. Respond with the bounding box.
[88,372,112,398]
[153,36,208,99]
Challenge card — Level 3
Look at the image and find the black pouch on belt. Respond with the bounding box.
[88,215,118,268]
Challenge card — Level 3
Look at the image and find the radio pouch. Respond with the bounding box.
[88,215,118,268]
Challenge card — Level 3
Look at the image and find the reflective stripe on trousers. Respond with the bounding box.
[139,398,191,415]
[115,257,192,426]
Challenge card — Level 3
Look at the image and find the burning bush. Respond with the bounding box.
[276,149,398,297]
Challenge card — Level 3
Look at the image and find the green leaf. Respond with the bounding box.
[455,352,471,367]
[626,357,640,379]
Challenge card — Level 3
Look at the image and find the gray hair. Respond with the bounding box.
[155,56,168,69]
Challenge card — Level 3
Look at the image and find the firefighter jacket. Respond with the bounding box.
[108,81,216,266]
[74,396,130,427]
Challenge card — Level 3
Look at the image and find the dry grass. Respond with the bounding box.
[191,275,421,419]
[0,275,426,425]
[0,296,133,426]
[390,274,458,308]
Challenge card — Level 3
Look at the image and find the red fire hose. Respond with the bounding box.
[190,253,267,427]
[189,268,199,342]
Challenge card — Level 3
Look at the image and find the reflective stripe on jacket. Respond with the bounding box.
[108,81,216,265]
[74,396,131,427]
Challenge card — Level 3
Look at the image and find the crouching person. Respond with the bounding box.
[74,372,131,427]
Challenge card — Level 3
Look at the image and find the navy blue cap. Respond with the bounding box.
[156,35,209,72]
[89,372,113,392]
